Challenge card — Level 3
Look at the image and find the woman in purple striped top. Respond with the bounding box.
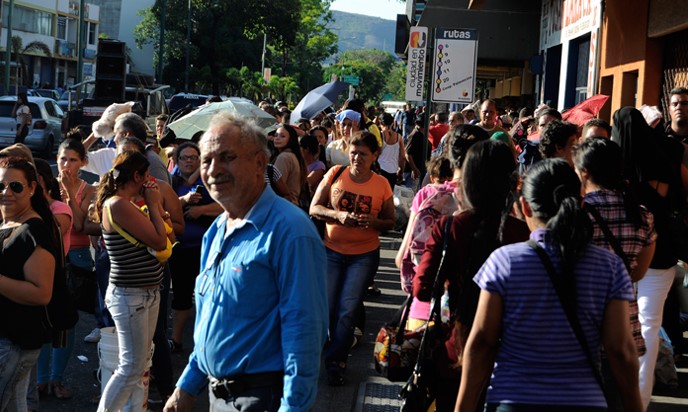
[457,159,643,412]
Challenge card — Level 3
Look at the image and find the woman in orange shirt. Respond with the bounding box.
[311,131,395,386]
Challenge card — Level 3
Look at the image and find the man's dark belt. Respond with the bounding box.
[210,371,284,400]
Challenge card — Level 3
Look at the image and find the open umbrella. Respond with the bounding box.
[168,97,276,139]
[290,81,350,124]
[561,94,609,126]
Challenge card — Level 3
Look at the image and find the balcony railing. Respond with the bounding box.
[54,39,76,58]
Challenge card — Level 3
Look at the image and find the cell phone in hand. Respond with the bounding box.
[191,185,205,194]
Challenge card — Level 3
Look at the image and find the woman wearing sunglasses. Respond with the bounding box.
[0,157,61,410]
[91,151,168,412]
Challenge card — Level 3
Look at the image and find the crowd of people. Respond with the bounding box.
[0,87,685,412]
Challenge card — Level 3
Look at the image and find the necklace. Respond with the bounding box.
[1,209,35,229]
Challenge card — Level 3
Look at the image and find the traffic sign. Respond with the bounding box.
[343,75,360,86]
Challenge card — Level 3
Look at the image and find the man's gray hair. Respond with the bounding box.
[205,111,270,158]
[115,112,149,142]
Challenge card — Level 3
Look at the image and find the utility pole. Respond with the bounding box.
[157,0,166,84]
[3,0,14,94]
[184,0,191,91]
[76,0,84,85]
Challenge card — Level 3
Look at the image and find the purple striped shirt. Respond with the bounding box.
[474,228,634,407]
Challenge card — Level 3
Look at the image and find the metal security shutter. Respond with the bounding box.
[661,30,688,119]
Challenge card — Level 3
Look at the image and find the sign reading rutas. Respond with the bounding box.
[431,28,478,104]
[405,26,428,102]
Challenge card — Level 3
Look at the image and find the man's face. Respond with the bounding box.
[178,147,200,176]
[156,120,165,138]
[670,93,688,128]
[584,125,609,139]
[449,114,463,127]
[538,114,557,131]
[556,134,578,167]
[480,103,497,126]
[464,111,475,122]
[113,121,128,144]
[199,124,265,208]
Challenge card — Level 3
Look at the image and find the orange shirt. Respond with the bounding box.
[324,167,393,255]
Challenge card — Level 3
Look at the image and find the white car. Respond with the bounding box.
[0,96,66,158]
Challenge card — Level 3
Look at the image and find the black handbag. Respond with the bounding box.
[65,261,98,314]
[399,216,453,411]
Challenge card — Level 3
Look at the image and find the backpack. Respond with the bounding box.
[517,139,542,174]
[400,183,458,293]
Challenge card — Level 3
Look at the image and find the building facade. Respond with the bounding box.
[1,0,99,89]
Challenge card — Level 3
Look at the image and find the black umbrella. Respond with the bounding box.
[290,81,350,123]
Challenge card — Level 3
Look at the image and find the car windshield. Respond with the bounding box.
[59,91,70,100]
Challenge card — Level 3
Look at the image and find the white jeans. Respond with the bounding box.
[636,266,676,408]
[98,285,159,412]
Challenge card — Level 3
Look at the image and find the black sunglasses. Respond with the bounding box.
[0,181,26,194]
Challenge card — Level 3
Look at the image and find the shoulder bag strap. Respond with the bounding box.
[104,202,144,248]
[393,294,415,343]
[411,215,453,373]
[326,166,347,209]
[583,203,631,272]
[526,239,606,392]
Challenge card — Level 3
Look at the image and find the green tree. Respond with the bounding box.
[134,0,301,95]
[385,61,407,100]
[134,0,337,100]
[11,37,52,88]
[322,49,399,103]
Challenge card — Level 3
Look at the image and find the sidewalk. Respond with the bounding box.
[40,233,687,411]
[314,234,688,412]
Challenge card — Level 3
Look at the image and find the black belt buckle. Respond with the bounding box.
[211,378,245,400]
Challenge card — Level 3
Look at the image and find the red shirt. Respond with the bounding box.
[428,123,449,150]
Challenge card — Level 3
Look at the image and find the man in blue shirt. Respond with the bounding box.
[163,113,328,412]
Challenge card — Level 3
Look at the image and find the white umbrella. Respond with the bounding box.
[168,97,277,139]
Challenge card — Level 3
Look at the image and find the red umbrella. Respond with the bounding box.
[561,94,610,126]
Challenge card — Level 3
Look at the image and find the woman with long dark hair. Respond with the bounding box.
[272,124,308,204]
[91,151,168,412]
[457,158,642,412]
[12,92,31,144]
[33,159,75,400]
[573,137,656,410]
[412,139,529,411]
[0,158,60,411]
[611,106,688,408]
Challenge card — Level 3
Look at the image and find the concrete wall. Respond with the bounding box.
[119,0,154,76]
[598,0,662,121]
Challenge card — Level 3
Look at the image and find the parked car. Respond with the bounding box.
[32,89,61,100]
[0,96,65,158]
[168,93,208,113]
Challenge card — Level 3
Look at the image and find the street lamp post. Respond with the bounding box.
[3,0,14,94]
[184,0,191,91]
[158,0,165,84]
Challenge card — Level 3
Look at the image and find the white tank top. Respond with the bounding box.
[378,130,400,173]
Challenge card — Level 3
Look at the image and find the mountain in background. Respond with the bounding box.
[329,10,397,58]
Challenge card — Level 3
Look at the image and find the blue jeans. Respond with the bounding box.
[98,285,159,412]
[0,339,39,412]
[95,249,114,328]
[151,263,174,399]
[208,383,282,412]
[37,327,76,383]
[325,248,380,365]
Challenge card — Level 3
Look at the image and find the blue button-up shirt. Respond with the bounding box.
[177,186,328,411]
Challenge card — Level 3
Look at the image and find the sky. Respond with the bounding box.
[330,0,406,21]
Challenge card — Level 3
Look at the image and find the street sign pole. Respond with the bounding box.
[421,28,436,189]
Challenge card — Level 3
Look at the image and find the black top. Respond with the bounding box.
[404,129,430,175]
[0,218,56,349]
